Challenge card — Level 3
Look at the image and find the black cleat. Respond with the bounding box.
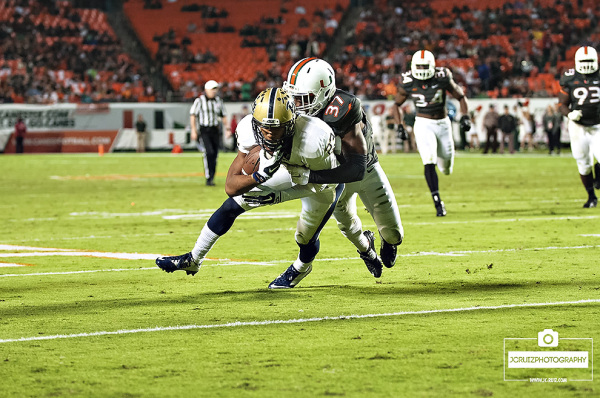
[380,238,398,268]
[156,252,199,276]
[435,201,447,217]
[268,264,312,289]
[358,231,383,278]
[583,197,598,208]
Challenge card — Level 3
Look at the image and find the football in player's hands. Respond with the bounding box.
[397,124,408,141]
[459,115,472,132]
[242,146,261,175]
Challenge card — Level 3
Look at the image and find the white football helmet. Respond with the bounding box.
[411,50,436,80]
[575,46,598,74]
[283,57,336,116]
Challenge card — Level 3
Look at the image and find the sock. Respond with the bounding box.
[594,163,600,181]
[424,164,440,200]
[190,198,245,262]
[293,239,320,272]
[357,233,371,255]
[191,224,220,263]
[580,173,596,198]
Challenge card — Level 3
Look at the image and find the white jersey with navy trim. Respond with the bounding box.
[236,114,338,171]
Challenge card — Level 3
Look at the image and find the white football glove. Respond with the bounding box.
[568,109,583,121]
[286,165,311,185]
[252,149,283,184]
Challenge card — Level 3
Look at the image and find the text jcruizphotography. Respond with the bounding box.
[504,329,593,382]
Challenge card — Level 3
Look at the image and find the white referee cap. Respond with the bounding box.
[205,80,219,90]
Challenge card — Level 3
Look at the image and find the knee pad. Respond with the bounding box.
[380,228,403,247]
[577,159,592,175]
[206,198,245,235]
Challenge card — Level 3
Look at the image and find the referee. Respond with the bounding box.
[190,80,229,186]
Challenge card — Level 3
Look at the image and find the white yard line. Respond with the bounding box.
[1,299,597,344]
[0,267,156,277]
[0,263,28,268]
[0,233,190,243]
[0,251,163,260]
[0,244,598,278]
[0,245,76,252]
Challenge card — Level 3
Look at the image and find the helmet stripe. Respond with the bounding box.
[290,57,317,85]
[584,46,588,55]
[267,88,277,119]
[421,50,425,58]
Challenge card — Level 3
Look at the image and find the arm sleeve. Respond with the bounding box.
[308,152,366,184]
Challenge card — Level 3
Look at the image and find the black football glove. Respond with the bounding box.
[397,124,408,141]
[459,115,472,132]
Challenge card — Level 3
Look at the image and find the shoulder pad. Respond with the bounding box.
[235,115,256,153]
[442,67,453,80]
[434,67,452,84]
[400,71,414,89]
[322,93,363,136]
[560,69,576,87]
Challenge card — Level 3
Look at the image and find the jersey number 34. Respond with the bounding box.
[412,89,443,108]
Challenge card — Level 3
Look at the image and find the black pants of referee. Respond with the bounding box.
[200,126,220,184]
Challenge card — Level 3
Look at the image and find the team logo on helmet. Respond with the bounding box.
[251,88,297,152]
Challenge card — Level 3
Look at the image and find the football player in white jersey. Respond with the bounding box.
[558,45,600,208]
[393,50,471,216]
[283,57,404,276]
[156,88,343,288]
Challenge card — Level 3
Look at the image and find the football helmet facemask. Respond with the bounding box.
[283,57,336,116]
[411,50,436,80]
[251,88,297,152]
[575,46,598,75]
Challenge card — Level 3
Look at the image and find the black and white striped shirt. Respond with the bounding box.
[190,95,226,127]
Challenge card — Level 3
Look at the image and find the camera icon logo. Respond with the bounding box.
[538,329,559,347]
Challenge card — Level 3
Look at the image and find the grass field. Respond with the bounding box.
[0,151,598,397]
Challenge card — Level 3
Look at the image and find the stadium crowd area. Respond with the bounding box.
[336,0,600,100]
[0,0,156,103]
[1,0,598,103]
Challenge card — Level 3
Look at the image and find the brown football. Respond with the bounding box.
[242,145,261,175]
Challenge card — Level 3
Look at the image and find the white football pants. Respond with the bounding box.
[568,120,600,175]
[333,162,404,248]
[234,168,340,245]
[414,116,455,175]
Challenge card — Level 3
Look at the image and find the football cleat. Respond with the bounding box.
[156,252,200,276]
[435,201,447,217]
[358,230,383,278]
[268,264,312,289]
[380,238,398,269]
[583,197,598,208]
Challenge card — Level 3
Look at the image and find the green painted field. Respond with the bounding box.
[0,151,598,397]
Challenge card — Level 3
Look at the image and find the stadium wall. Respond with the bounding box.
[0,98,564,153]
